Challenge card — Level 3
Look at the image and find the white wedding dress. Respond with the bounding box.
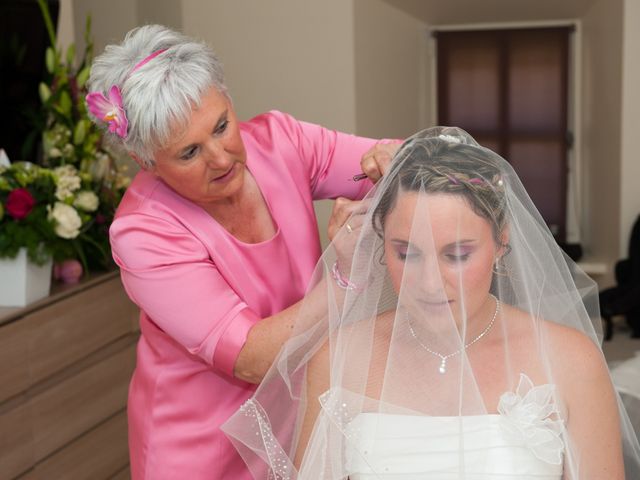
[337,374,565,480]
[239,374,565,479]
[344,413,562,479]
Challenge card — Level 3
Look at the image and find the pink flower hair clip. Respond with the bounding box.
[85,48,168,139]
[86,85,128,138]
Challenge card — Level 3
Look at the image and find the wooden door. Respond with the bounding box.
[437,27,571,241]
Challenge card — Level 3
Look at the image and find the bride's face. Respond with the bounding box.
[384,191,499,325]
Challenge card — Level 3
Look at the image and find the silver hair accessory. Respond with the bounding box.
[438,134,462,144]
[406,295,500,374]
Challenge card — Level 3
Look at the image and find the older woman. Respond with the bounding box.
[86,25,398,479]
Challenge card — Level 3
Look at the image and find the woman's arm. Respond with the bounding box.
[234,276,336,383]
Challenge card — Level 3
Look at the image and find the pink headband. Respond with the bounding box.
[131,48,167,74]
[85,48,168,138]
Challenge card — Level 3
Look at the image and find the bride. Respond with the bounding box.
[223,127,640,479]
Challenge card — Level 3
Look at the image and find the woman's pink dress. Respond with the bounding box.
[110,111,377,479]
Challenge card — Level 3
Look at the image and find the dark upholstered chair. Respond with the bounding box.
[600,215,640,340]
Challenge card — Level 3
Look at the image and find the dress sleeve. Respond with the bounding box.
[267,111,379,200]
[110,213,259,377]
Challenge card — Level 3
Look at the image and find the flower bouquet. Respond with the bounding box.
[0,160,126,272]
[0,0,128,288]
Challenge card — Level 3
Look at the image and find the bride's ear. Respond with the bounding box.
[497,227,511,257]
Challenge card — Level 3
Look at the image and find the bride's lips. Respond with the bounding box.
[418,298,452,308]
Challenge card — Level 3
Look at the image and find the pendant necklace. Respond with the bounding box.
[406,295,500,374]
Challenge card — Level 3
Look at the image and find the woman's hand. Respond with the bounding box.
[360,140,402,183]
[327,197,368,242]
[327,197,370,282]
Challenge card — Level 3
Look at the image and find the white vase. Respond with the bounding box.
[0,248,53,307]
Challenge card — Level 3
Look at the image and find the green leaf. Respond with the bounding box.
[74,121,86,145]
[59,91,72,115]
[39,82,51,103]
[45,47,56,73]
[66,43,76,65]
[76,66,91,88]
[36,0,58,48]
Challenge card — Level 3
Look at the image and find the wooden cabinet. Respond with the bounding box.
[0,272,138,480]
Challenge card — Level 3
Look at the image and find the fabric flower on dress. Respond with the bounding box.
[498,373,565,465]
[86,86,128,138]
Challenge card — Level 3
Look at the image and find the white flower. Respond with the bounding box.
[48,202,82,239]
[62,143,74,157]
[498,373,565,465]
[54,165,82,200]
[49,147,62,158]
[74,190,99,212]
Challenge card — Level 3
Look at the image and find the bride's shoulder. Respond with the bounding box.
[504,304,604,375]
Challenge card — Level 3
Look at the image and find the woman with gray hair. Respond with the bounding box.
[86,24,398,479]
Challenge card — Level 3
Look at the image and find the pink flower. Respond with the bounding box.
[6,188,36,220]
[86,86,128,138]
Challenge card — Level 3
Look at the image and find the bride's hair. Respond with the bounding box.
[372,140,508,244]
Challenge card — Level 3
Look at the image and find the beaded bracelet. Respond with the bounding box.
[331,261,359,291]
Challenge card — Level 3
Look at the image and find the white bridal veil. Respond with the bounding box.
[223,127,640,479]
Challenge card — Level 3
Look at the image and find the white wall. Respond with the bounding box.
[71,0,138,55]
[354,0,427,139]
[56,0,75,52]
[619,0,640,256]
[70,0,183,54]
[580,0,623,284]
[137,0,182,29]
[180,0,358,133]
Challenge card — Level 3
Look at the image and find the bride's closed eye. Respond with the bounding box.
[398,250,421,261]
[443,244,475,264]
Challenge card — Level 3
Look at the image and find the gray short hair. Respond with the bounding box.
[87,25,228,168]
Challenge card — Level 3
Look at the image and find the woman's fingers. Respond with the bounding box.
[360,141,402,183]
[327,197,369,241]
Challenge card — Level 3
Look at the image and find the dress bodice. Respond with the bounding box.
[340,374,565,480]
[344,413,563,479]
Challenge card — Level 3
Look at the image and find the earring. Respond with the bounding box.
[492,256,509,276]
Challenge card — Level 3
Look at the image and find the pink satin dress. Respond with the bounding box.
[110,111,377,479]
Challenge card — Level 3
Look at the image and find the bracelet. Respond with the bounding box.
[331,261,359,291]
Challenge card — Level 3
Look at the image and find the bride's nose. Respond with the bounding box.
[420,257,447,297]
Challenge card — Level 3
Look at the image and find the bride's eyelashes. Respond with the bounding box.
[394,246,475,264]
[443,248,474,264]
[397,247,420,261]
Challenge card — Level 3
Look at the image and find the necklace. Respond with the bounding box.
[406,295,500,374]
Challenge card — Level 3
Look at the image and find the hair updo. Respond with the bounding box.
[372,130,508,244]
